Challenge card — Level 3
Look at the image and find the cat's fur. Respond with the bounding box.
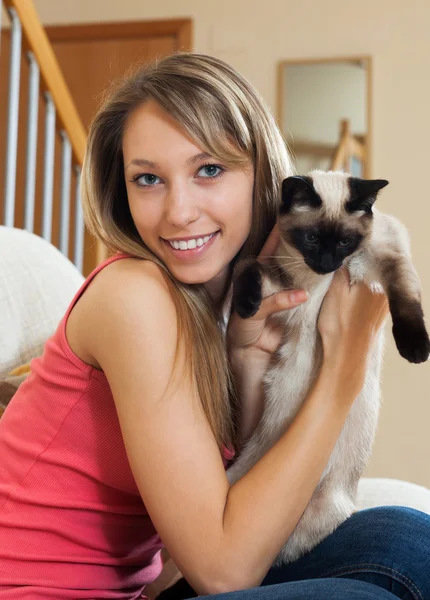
[227,170,430,564]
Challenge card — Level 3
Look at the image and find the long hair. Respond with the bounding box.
[81,52,294,450]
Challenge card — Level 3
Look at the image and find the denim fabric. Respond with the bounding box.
[201,506,430,600]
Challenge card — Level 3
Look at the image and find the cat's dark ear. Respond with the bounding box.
[280,176,321,214]
[347,177,389,214]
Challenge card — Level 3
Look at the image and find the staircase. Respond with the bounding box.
[0,0,97,273]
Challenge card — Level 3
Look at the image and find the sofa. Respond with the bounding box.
[1,225,430,597]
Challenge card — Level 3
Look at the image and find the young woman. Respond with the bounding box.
[0,52,429,600]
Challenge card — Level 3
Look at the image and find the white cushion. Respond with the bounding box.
[357,477,430,514]
[0,227,84,377]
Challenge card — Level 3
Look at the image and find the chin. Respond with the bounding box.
[167,264,219,285]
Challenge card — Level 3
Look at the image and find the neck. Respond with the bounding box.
[204,264,234,315]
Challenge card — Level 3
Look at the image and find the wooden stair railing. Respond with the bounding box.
[1,0,106,271]
[3,0,87,165]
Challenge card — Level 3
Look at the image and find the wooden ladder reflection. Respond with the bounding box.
[330,119,367,177]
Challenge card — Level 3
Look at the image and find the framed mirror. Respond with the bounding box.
[278,56,371,178]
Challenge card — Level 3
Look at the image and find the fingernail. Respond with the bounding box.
[290,290,309,303]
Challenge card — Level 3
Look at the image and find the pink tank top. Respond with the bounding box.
[0,254,166,599]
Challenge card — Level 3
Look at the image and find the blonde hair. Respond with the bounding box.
[82,52,294,451]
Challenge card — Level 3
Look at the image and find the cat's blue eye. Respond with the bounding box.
[198,164,224,178]
[132,173,161,187]
[338,238,351,247]
[304,232,318,243]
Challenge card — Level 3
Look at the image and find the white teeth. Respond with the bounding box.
[168,232,215,250]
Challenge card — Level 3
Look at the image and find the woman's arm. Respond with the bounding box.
[83,259,387,596]
[229,347,267,447]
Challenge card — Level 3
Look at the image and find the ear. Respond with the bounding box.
[280,176,321,214]
[347,177,389,214]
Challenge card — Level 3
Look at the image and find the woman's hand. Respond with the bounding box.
[227,224,308,359]
[318,268,389,397]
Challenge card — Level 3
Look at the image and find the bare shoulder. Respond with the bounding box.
[66,258,176,369]
[93,256,170,293]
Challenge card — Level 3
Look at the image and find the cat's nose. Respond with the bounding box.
[319,253,334,272]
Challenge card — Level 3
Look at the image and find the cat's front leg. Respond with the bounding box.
[232,258,290,319]
[379,251,430,363]
[232,259,267,318]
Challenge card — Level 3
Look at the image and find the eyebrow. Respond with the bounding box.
[125,152,213,171]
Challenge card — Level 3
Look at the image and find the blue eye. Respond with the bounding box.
[198,164,224,178]
[133,173,161,187]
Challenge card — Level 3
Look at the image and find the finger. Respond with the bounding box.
[337,265,351,285]
[257,224,280,265]
[250,289,308,321]
[376,293,390,321]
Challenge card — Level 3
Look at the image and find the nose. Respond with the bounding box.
[318,253,335,273]
[164,182,200,229]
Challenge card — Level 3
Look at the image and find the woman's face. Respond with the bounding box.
[122,100,254,288]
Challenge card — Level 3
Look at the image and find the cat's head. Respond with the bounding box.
[278,170,389,275]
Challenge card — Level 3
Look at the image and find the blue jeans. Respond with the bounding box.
[203,506,430,600]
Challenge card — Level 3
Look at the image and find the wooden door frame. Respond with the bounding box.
[44,18,193,52]
[1,18,193,51]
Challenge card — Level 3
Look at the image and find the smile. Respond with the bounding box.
[162,231,220,260]
[166,232,217,250]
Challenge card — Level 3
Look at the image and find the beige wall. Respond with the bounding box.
[35,0,430,487]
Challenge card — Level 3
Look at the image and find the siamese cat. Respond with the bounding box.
[227,170,430,564]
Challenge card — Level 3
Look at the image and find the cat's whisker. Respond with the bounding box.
[273,261,305,272]
[261,255,304,260]
[263,255,305,264]
[266,262,304,271]
[268,262,302,272]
